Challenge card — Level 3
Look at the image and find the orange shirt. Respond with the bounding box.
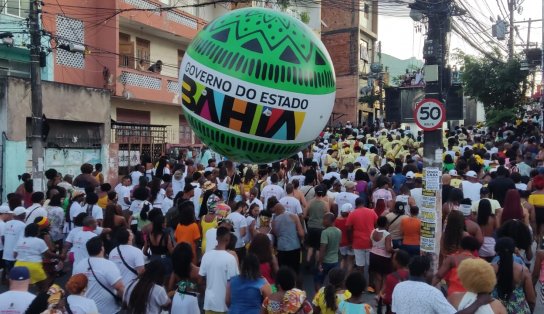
[174,223,201,256]
[401,217,421,246]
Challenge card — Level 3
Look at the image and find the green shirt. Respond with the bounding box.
[321,226,341,264]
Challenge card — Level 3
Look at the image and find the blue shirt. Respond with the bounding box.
[392,174,407,193]
[228,276,266,314]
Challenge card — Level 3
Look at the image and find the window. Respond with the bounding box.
[136,38,150,70]
[119,33,134,68]
[56,15,85,69]
[360,40,369,62]
[177,49,185,68]
[5,0,30,18]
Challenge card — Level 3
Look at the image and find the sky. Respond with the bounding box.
[378,0,542,61]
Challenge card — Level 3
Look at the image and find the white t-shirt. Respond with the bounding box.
[247,198,264,211]
[80,204,104,222]
[323,172,341,183]
[73,257,122,314]
[199,249,239,312]
[245,216,255,243]
[0,220,5,251]
[261,184,285,207]
[124,281,169,313]
[25,204,48,225]
[289,175,306,184]
[410,188,423,208]
[461,181,482,204]
[161,197,174,216]
[279,196,303,215]
[14,236,48,262]
[226,212,247,249]
[66,228,98,268]
[205,228,218,253]
[115,185,131,210]
[2,220,26,261]
[335,192,358,215]
[392,280,456,314]
[0,290,35,314]
[151,189,166,208]
[355,156,370,170]
[70,202,84,220]
[130,171,143,186]
[66,295,99,314]
[172,176,185,197]
[108,244,145,287]
[193,185,202,219]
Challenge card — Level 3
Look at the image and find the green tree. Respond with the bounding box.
[459,53,529,126]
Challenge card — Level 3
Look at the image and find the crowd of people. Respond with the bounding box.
[0,119,544,313]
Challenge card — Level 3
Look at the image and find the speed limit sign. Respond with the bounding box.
[414,98,446,131]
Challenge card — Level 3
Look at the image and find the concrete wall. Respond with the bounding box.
[1,78,111,201]
[111,98,183,143]
[6,79,110,141]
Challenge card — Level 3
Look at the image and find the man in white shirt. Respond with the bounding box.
[171,170,186,197]
[279,184,303,216]
[73,237,124,314]
[108,229,145,287]
[0,267,35,314]
[461,170,482,204]
[2,207,26,274]
[161,185,174,216]
[392,256,487,314]
[410,178,423,209]
[226,202,248,259]
[261,173,285,207]
[62,216,100,270]
[205,219,234,253]
[322,164,341,183]
[355,150,370,170]
[0,205,11,280]
[115,176,132,211]
[129,165,143,187]
[82,193,104,225]
[247,188,264,211]
[199,226,239,313]
[24,192,48,225]
[335,181,359,216]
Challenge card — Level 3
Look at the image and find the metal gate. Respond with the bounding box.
[111,122,168,175]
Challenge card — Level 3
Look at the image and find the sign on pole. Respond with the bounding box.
[414,98,446,131]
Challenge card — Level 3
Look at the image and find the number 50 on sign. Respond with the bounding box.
[414,98,446,131]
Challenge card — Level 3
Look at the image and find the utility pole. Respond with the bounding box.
[508,0,515,60]
[541,0,544,132]
[378,41,383,121]
[29,0,44,192]
[527,18,532,50]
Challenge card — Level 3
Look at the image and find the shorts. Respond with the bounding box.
[339,246,354,256]
[14,261,47,284]
[369,252,392,275]
[353,249,370,267]
[306,228,323,250]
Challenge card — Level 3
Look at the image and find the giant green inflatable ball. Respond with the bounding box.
[179,8,335,163]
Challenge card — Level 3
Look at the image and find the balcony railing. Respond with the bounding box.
[122,0,199,30]
[117,68,180,104]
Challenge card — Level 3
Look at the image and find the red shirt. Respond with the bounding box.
[346,207,378,250]
[383,269,409,305]
[334,217,349,247]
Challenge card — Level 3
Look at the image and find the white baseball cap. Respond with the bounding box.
[406,171,415,179]
[465,170,478,178]
[340,203,353,213]
[0,205,10,214]
[12,206,26,216]
[449,169,458,176]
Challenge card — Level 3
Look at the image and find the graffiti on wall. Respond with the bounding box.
[27,148,102,176]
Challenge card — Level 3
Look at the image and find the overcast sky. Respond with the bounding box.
[378,0,542,61]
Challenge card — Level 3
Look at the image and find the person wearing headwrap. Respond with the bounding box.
[282,288,313,314]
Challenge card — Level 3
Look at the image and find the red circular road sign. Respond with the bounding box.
[413,98,446,131]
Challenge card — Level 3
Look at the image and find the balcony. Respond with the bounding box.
[117,0,206,39]
[115,67,180,105]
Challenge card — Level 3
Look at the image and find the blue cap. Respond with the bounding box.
[9,267,30,281]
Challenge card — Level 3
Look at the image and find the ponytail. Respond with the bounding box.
[323,283,337,311]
